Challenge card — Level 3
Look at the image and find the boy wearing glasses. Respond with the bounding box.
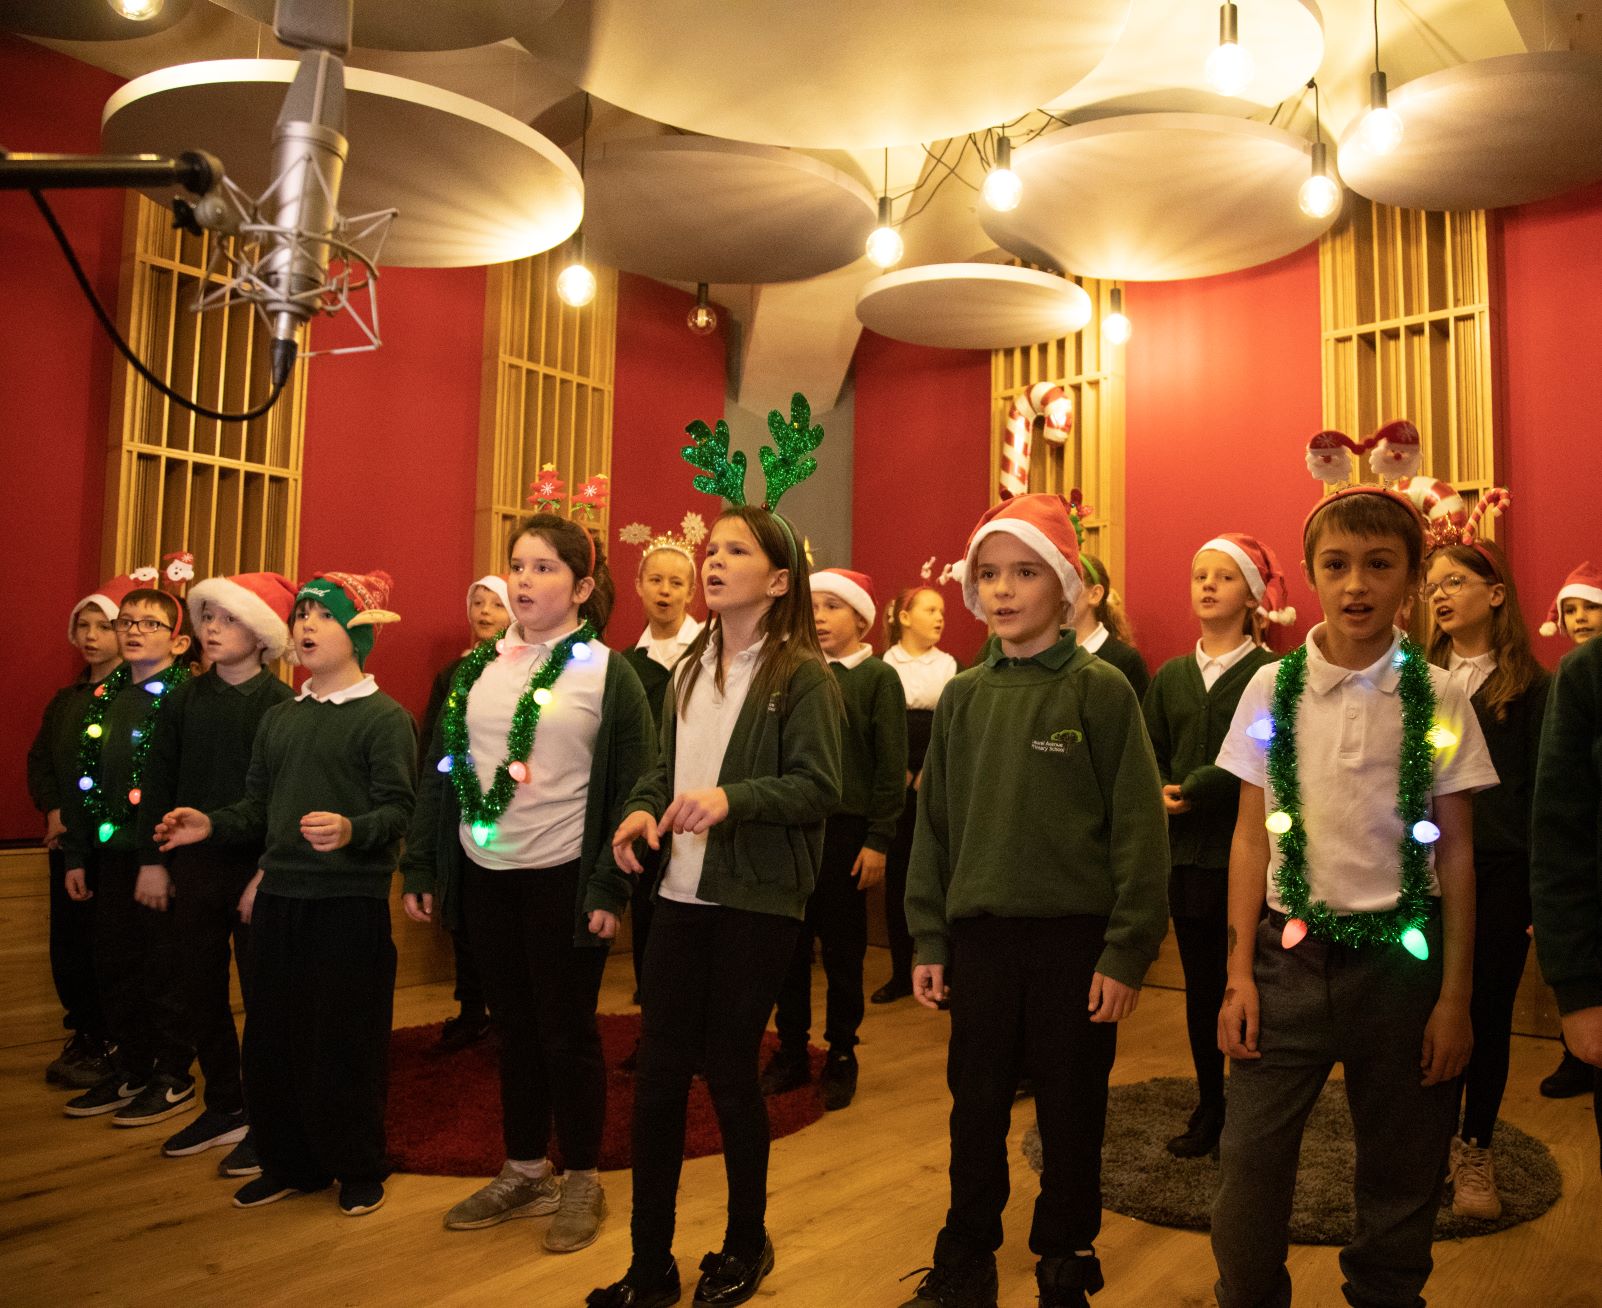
[61,586,195,1123]
[132,573,296,1171]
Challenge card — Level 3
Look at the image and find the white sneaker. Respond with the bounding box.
[443,1162,561,1230]
[1451,1139,1502,1220]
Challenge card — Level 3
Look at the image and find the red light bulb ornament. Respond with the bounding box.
[1281,918,1308,949]
[508,761,530,784]
[128,788,143,806]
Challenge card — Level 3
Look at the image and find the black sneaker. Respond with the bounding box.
[1165,1100,1225,1159]
[162,1108,247,1156]
[1540,1049,1596,1099]
[435,1008,491,1053]
[64,1072,146,1118]
[758,1046,810,1096]
[338,1179,386,1216]
[871,979,913,1005]
[897,1233,998,1308]
[587,1261,682,1308]
[57,1037,116,1091]
[233,1174,305,1209]
[218,1133,262,1177]
[46,1032,94,1085]
[819,1050,858,1111]
[112,1073,196,1127]
[1036,1253,1104,1308]
[693,1235,774,1306]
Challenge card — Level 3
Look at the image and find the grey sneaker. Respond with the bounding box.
[444,1162,562,1230]
[544,1171,606,1252]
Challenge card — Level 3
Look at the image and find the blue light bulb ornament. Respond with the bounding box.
[470,821,494,848]
[1400,926,1429,961]
[1245,717,1274,742]
[436,755,454,774]
[78,776,94,792]
[144,680,167,695]
[1411,820,1440,845]
[571,641,592,662]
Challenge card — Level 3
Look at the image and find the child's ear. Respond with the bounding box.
[172,633,193,657]
[770,569,791,597]
[1488,582,1506,610]
[574,575,597,605]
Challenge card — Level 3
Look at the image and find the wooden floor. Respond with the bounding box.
[1,955,1598,1308]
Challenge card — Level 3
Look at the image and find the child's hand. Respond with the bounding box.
[1218,978,1261,1060]
[611,811,659,874]
[912,963,947,1010]
[1560,1007,1602,1068]
[238,870,264,924]
[300,811,352,851]
[1088,972,1139,1023]
[65,867,92,901]
[1161,784,1191,815]
[44,808,66,849]
[403,892,433,923]
[1421,997,1473,1086]
[157,807,212,850]
[588,909,619,940]
[659,787,730,836]
[851,847,886,891]
[134,864,174,911]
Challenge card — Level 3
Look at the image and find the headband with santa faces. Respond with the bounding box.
[1302,420,1431,544]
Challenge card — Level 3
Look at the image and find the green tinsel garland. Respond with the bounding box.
[441,622,595,842]
[76,661,192,842]
[1265,638,1437,948]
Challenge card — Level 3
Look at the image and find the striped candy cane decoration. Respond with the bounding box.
[1397,476,1467,529]
[1000,383,1073,499]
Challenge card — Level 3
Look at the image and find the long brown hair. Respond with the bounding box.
[676,505,838,719]
[1425,543,1546,721]
[508,513,615,636]
[1079,552,1134,644]
[883,585,941,648]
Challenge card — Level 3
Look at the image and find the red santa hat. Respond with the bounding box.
[1194,534,1296,626]
[1540,561,1602,638]
[466,574,511,620]
[950,493,1084,621]
[66,574,143,644]
[811,568,877,628]
[187,572,297,661]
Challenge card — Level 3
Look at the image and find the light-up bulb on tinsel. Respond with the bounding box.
[86,723,104,739]
[508,761,530,784]
[470,821,494,848]
[1427,723,1458,750]
[144,680,167,695]
[436,755,453,774]
[1245,716,1274,742]
[1400,926,1429,960]
[97,821,116,843]
[532,688,554,707]
[1265,810,1293,835]
[78,776,94,792]
[1281,917,1308,949]
[128,788,142,806]
[571,642,591,662]
[1411,820,1440,845]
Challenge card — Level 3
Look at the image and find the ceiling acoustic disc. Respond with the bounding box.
[211,0,562,52]
[855,263,1093,350]
[980,113,1337,281]
[0,0,194,41]
[1335,51,1602,211]
[102,59,583,268]
[519,0,1132,148]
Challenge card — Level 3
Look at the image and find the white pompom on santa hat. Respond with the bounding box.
[66,574,143,644]
[949,493,1085,621]
[187,572,298,661]
[810,567,878,628]
[1194,533,1297,626]
[1540,561,1602,637]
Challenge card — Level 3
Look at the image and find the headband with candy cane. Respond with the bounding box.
[999,382,1073,499]
[1423,484,1511,579]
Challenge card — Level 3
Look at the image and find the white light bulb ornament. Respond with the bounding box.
[1205,3,1254,97]
[865,194,903,269]
[1359,70,1404,156]
[1298,141,1341,219]
[982,137,1022,213]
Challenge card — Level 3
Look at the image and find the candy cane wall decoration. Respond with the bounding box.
[1000,382,1073,499]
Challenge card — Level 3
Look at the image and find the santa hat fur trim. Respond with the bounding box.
[188,573,297,661]
[67,575,141,644]
[951,494,1085,622]
[811,568,877,627]
[466,575,511,620]
[1195,534,1296,626]
[1540,561,1602,637]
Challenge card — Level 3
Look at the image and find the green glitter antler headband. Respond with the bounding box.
[681,391,825,511]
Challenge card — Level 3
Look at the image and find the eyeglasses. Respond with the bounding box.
[114,616,174,634]
[1421,574,1485,600]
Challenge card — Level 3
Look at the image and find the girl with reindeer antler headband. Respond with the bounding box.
[594,395,843,1308]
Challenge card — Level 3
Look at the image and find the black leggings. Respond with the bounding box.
[1170,864,1228,1109]
[1459,856,1533,1146]
[629,898,799,1268]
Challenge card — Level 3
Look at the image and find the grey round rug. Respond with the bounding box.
[1020,1076,1561,1244]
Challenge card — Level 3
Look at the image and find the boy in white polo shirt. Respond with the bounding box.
[1212,448,1498,1308]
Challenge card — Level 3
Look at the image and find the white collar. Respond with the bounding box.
[1447,648,1497,672]
[1304,624,1404,696]
[635,613,703,650]
[830,644,873,670]
[700,633,766,673]
[886,642,942,665]
[1196,636,1257,670]
[1081,622,1110,653]
[500,621,584,658]
[297,673,379,704]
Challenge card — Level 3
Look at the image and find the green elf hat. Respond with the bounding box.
[294,569,400,667]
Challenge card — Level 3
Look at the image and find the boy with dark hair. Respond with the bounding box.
[135,571,297,1173]
[900,495,1170,1308]
[60,583,194,1123]
[1212,457,1498,1308]
[158,569,416,1216]
[28,582,127,1088]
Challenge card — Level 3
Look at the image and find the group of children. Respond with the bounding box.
[25,399,1602,1308]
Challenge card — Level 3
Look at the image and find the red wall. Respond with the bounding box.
[1499,179,1602,667]
[851,330,992,663]
[1123,248,1325,669]
[2,36,124,842]
[607,273,726,647]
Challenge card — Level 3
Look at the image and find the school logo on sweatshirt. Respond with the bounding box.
[1031,726,1084,754]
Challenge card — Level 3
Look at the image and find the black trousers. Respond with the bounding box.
[162,856,254,1115]
[91,849,189,1080]
[243,892,395,1189]
[48,846,102,1037]
[1170,863,1229,1109]
[463,857,608,1168]
[449,924,487,1014]
[880,786,919,986]
[773,814,870,1053]
[630,845,664,995]
[1459,855,1532,1146]
[631,899,800,1268]
[942,914,1117,1259]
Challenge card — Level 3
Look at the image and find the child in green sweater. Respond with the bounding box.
[901,494,1170,1308]
[764,567,907,1110]
[158,569,416,1217]
[1142,534,1288,1159]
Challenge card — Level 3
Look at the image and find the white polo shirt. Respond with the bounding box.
[458,623,607,871]
[1446,648,1496,701]
[1196,636,1259,691]
[658,637,765,906]
[1080,622,1110,654]
[1216,625,1499,914]
[884,643,959,710]
[635,614,704,671]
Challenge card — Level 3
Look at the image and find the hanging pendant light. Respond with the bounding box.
[982,135,1022,212]
[1359,1,1404,154]
[1101,285,1131,344]
[865,148,903,268]
[107,0,164,18]
[1298,80,1342,218]
[558,92,597,307]
[1205,2,1254,97]
[686,282,718,335]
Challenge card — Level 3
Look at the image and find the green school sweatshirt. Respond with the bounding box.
[831,654,909,852]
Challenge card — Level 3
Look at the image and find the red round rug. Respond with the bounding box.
[386,1011,827,1176]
